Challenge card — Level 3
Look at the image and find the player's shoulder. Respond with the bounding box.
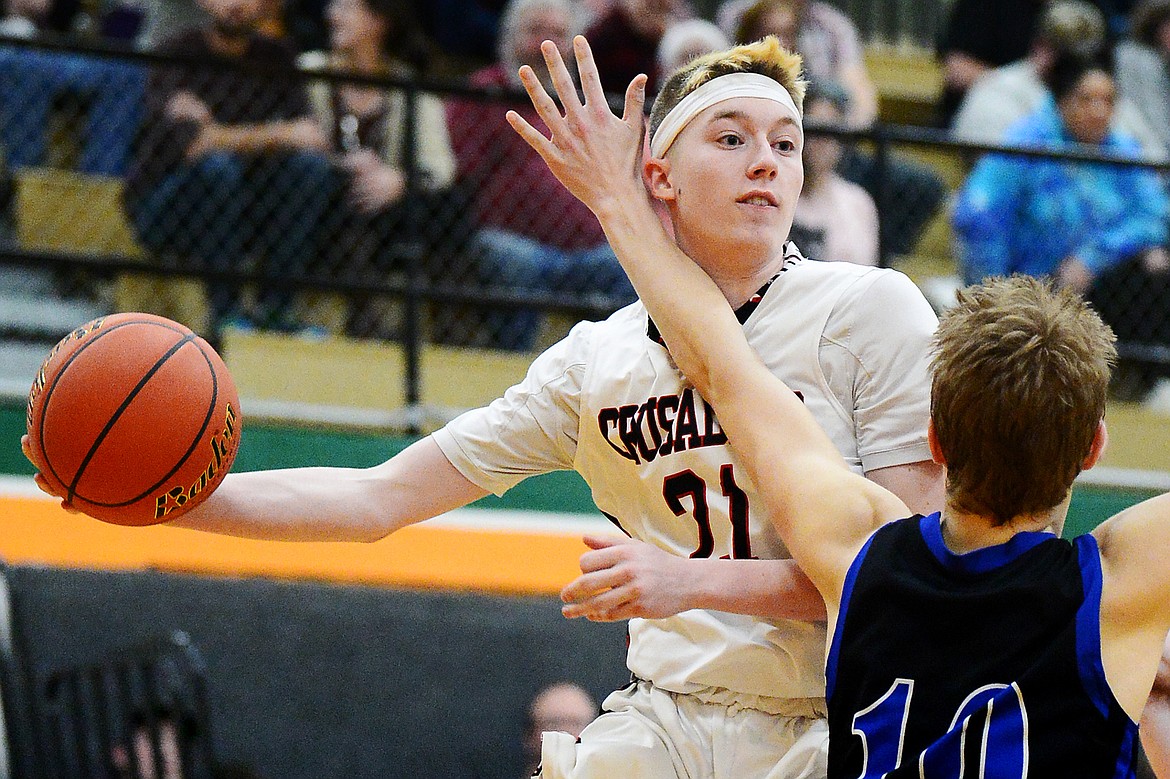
[785,244,915,295]
[544,300,647,359]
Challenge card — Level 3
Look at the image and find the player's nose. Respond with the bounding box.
[747,139,778,179]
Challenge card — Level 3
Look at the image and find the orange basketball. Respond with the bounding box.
[24,313,242,526]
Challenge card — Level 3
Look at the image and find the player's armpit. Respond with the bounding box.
[1095,493,1170,627]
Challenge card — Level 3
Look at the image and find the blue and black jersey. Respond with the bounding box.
[826,512,1139,779]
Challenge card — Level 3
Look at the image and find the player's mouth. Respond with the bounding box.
[737,191,778,208]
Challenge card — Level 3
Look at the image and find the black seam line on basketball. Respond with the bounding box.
[39,318,191,497]
[66,332,200,503]
[79,339,221,507]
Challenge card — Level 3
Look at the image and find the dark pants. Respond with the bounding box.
[127,149,334,332]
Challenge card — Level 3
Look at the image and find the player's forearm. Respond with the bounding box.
[171,465,403,542]
[685,558,827,622]
[171,436,488,542]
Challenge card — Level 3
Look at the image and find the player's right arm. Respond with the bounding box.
[22,433,489,542]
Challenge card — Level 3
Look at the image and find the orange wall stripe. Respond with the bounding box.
[0,495,592,596]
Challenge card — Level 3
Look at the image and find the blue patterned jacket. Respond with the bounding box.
[952,96,1169,284]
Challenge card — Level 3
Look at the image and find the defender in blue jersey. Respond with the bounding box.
[511,36,1170,778]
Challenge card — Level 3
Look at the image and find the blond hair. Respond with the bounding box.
[931,276,1115,525]
[648,36,806,148]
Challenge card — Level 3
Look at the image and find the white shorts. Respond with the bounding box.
[537,680,829,779]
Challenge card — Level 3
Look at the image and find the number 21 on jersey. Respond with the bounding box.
[663,464,755,559]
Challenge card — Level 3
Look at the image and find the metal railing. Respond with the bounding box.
[2,34,1169,414]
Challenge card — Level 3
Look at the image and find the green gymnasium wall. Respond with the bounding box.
[0,400,1153,536]
[0,401,594,516]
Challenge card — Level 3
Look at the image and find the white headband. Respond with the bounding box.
[650,71,802,158]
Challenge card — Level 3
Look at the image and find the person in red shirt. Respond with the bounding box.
[445,0,634,350]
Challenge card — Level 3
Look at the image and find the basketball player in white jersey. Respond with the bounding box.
[23,36,942,779]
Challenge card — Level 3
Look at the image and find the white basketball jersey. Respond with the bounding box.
[434,250,937,701]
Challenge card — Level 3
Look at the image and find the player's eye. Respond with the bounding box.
[718,133,743,147]
[772,139,797,153]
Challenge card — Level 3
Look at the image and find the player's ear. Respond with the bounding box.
[927,419,946,466]
[644,157,676,203]
[1082,419,1108,471]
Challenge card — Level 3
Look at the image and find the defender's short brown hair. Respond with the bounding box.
[647,36,806,151]
[931,276,1115,525]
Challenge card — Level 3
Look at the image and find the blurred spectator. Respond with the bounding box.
[0,0,49,36]
[733,0,944,258]
[108,706,195,779]
[123,0,333,337]
[935,0,1047,126]
[445,0,633,350]
[1116,0,1170,153]
[415,0,505,71]
[584,0,691,97]
[952,0,1166,160]
[953,52,1170,399]
[299,0,455,336]
[521,682,597,778]
[655,18,727,75]
[730,0,875,126]
[1101,0,1141,34]
[140,0,207,48]
[790,81,878,266]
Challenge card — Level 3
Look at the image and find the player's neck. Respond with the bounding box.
[683,241,789,309]
[938,501,1066,555]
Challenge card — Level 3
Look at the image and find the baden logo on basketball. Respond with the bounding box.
[154,403,239,520]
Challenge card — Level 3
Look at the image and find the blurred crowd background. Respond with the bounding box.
[1,0,1170,402]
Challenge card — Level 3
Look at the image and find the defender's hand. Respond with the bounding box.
[561,534,692,622]
[505,36,648,218]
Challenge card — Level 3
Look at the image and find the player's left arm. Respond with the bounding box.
[1140,632,1170,779]
[1093,493,1170,720]
[559,460,942,625]
[560,535,826,622]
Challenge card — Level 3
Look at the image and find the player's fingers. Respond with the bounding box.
[541,40,583,117]
[561,567,628,603]
[581,533,631,550]
[515,65,570,140]
[573,36,608,110]
[621,74,648,129]
[32,474,75,513]
[506,109,559,163]
[562,586,635,621]
[577,544,631,574]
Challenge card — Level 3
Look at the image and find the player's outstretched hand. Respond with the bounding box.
[561,534,692,622]
[506,35,648,219]
[20,434,78,514]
